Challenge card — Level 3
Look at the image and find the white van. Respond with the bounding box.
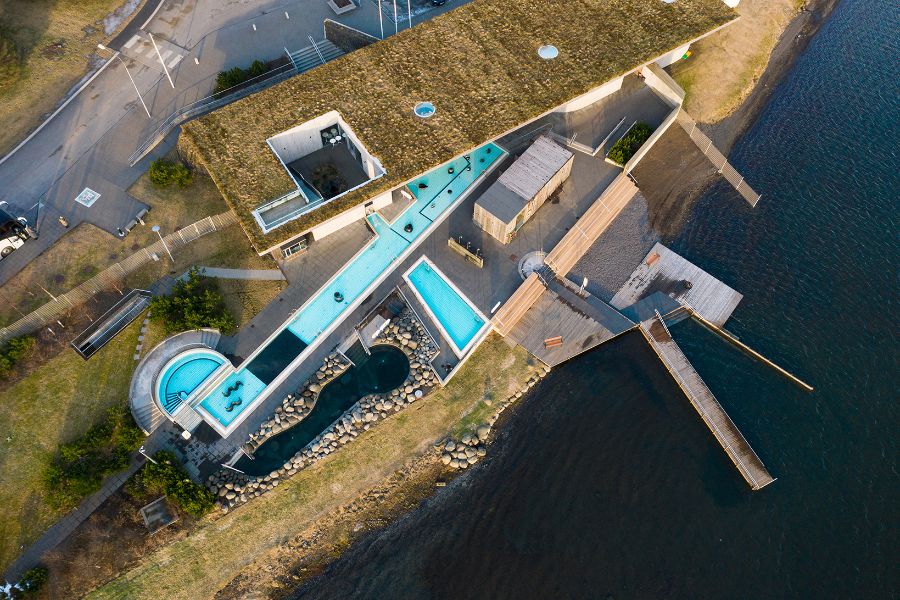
[0,202,29,259]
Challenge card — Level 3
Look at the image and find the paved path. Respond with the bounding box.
[198,267,285,280]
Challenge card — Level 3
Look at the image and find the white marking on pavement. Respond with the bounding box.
[167,55,183,69]
[123,35,140,49]
[159,49,173,61]
[74,188,101,207]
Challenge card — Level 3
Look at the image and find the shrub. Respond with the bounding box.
[17,566,48,597]
[42,406,144,509]
[148,158,192,187]
[607,122,654,165]
[213,59,268,95]
[150,268,236,335]
[129,450,214,517]
[0,335,35,379]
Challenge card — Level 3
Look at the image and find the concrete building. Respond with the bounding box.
[179,0,738,260]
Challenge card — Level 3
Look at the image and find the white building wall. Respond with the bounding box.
[553,76,623,113]
[655,43,692,69]
[310,189,393,241]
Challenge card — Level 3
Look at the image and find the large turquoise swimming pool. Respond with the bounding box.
[404,257,489,356]
[194,142,506,433]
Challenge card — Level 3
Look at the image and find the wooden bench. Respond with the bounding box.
[544,336,563,348]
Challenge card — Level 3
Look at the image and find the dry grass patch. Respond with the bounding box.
[217,278,286,327]
[0,0,145,154]
[181,0,735,251]
[0,316,144,571]
[670,0,800,122]
[90,335,540,600]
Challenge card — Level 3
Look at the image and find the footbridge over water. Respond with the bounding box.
[640,313,775,491]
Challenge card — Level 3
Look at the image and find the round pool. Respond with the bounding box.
[414,101,436,118]
[155,348,228,414]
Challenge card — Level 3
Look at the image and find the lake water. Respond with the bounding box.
[292,1,898,597]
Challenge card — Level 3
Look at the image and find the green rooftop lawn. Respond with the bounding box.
[182,0,736,252]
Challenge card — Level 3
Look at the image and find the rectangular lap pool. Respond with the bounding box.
[404,257,490,357]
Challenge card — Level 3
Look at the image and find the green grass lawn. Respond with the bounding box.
[0,316,145,571]
[89,336,540,600]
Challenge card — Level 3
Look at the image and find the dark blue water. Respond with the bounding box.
[293,2,898,597]
[237,344,409,476]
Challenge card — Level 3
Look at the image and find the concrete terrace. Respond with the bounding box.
[191,110,639,462]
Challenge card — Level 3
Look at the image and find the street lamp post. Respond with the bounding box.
[98,44,151,118]
[148,32,175,89]
[152,225,174,261]
[139,445,158,464]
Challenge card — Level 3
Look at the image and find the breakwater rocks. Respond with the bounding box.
[208,309,440,512]
[442,366,550,470]
[243,353,353,452]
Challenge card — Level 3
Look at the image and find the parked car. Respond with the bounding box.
[0,202,29,259]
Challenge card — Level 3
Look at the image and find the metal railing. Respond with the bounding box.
[0,212,237,344]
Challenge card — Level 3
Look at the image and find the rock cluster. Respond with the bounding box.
[209,308,440,511]
[441,367,551,471]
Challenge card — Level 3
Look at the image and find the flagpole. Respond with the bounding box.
[393,0,398,35]
[378,0,384,39]
[407,0,412,29]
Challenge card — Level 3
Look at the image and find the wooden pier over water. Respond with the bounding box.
[640,313,775,490]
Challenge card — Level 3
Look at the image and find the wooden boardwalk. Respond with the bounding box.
[544,173,638,276]
[493,174,638,337]
[640,314,775,490]
[612,243,743,327]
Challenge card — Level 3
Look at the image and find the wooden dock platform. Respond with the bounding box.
[507,287,632,367]
[612,243,743,327]
[639,314,775,490]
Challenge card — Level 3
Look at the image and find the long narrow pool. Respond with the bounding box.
[195,142,506,435]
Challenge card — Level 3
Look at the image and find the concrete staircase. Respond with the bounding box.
[287,39,344,74]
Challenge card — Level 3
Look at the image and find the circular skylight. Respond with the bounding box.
[414,101,436,118]
[537,44,559,60]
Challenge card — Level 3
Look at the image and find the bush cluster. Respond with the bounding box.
[128,450,214,517]
[0,336,35,379]
[42,406,144,509]
[148,158,192,187]
[149,268,236,335]
[0,566,48,599]
[607,122,654,165]
[213,59,268,95]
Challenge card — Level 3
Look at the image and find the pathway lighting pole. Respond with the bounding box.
[152,225,174,261]
[139,446,158,464]
[148,32,175,89]
[99,44,152,118]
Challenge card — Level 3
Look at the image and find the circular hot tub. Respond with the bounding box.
[155,348,228,414]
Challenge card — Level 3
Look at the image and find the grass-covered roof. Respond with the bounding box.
[181,0,735,251]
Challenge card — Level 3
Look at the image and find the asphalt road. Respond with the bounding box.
[0,0,454,286]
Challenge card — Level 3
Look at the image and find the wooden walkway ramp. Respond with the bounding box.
[676,110,761,207]
[640,314,775,490]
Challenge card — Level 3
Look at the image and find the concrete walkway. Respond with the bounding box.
[198,267,285,281]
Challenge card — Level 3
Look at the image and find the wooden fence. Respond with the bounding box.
[0,211,238,344]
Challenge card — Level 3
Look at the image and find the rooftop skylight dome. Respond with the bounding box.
[537,44,559,60]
